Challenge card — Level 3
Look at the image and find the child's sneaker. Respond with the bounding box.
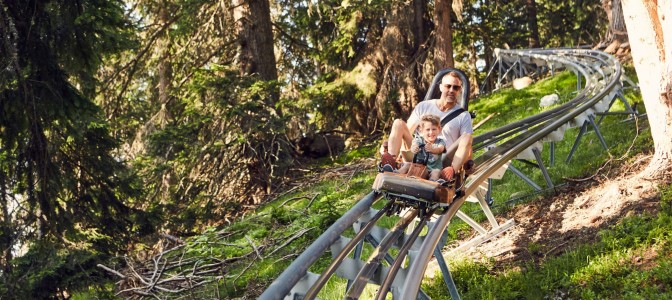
[378,152,398,173]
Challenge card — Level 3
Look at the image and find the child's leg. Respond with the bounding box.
[429,169,441,181]
[397,163,410,174]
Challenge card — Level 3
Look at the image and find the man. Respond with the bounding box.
[380,71,473,178]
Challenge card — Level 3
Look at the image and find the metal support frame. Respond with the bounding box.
[433,230,460,300]
[486,178,494,206]
[338,214,433,300]
[532,147,554,189]
[576,70,582,91]
[448,190,516,255]
[566,115,609,162]
[566,121,588,162]
[508,165,542,191]
[448,219,516,255]
[597,91,637,124]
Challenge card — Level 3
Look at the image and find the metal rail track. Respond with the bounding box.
[260,48,625,299]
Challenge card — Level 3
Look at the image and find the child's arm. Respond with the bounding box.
[424,141,445,154]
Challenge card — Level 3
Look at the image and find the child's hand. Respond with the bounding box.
[411,143,421,153]
[424,142,434,153]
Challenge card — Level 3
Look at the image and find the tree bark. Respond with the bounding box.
[603,0,629,53]
[340,1,427,133]
[233,0,278,82]
[434,0,455,70]
[525,0,541,48]
[412,0,429,49]
[621,0,672,178]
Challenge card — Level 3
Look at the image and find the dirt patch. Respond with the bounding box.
[428,153,665,274]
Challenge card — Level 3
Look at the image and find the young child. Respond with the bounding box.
[397,114,446,181]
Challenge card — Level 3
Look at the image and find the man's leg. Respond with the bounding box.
[442,133,474,171]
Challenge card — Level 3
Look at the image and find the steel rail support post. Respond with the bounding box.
[497,58,504,88]
[566,121,588,163]
[597,92,636,124]
[480,57,500,93]
[346,240,364,291]
[597,95,619,125]
[550,142,556,167]
[364,233,432,300]
[532,147,554,189]
[618,91,637,116]
[486,178,494,206]
[508,164,543,191]
[346,210,419,298]
[576,70,582,91]
[587,114,609,150]
[433,230,460,300]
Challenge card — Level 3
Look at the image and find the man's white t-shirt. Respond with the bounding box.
[407,99,473,147]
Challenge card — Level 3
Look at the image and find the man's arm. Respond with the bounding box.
[450,133,473,171]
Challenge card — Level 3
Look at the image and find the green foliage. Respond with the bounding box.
[131,66,300,233]
[2,239,115,299]
[274,0,390,85]
[0,1,153,298]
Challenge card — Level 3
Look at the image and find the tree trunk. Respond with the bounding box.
[233,0,278,82]
[603,0,629,53]
[412,0,429,48]
[621,0,672,178]
[157,6,173,128]
[434,0,455,70]
[525,0,541,48]
[340,1,426,133]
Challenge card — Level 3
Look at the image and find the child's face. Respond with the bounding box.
[420,121,439,143]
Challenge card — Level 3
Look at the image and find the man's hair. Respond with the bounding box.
[442,71,462,84]
[420,114,441,128]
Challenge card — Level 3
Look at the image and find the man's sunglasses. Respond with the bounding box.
[442,84,462,91]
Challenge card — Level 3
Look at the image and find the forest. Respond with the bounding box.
[2,0,671,298]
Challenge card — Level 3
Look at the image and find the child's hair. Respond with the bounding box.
[420,114,441,128]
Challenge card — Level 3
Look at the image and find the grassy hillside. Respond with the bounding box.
[100,68,671,299]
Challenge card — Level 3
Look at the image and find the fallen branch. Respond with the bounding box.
[268,227,314,257]
[246,236,263,260]
[160,232,185,244]
[280,195,311,207]
[473,112,497,130]
[97,264,127,279]
[302,194,320,212]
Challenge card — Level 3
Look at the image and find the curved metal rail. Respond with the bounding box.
[260,48,625,300]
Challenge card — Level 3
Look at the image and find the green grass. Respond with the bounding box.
[423,184,672,299]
